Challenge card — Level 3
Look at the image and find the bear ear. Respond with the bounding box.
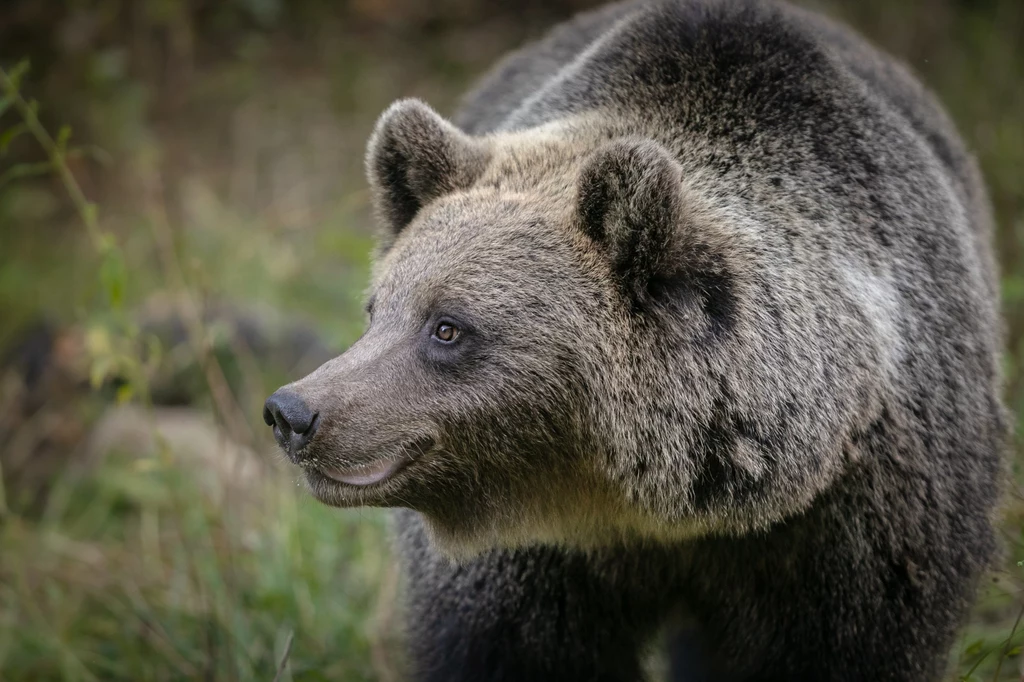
[575,138,686,298]
[366,99,491,241]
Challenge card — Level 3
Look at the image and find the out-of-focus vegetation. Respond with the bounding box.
[0,0,1021,680]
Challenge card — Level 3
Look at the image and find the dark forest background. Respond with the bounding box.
[1,0,1022,679]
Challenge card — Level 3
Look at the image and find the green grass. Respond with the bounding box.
[0,448,394,681]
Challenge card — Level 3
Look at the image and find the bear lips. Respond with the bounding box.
[320,457,408,486]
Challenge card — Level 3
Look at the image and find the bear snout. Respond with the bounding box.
[263,388,320,462]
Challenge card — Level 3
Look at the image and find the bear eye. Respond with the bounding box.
[433,322,460,343]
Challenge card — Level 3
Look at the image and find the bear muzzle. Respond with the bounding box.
[263,386,441,501]
[264,332,447,501]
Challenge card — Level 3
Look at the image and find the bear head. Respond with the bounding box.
[265,99,749,557]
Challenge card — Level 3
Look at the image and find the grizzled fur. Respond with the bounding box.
[271,0,1006,680]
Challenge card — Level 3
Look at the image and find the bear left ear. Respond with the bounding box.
[575,138,686,297]
[366,99,491,242]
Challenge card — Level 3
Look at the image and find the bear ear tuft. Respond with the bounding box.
[575,138,687,298]
[366,99,491,243]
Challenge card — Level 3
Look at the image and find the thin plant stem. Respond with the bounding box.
[272,631,294,682]
[0,66,102,249]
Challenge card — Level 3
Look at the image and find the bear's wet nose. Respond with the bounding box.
[263,389,320,462]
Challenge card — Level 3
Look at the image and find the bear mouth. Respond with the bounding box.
[320,457,409,486]
[314,436,435,488]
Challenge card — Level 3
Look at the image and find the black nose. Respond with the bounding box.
[263,389,320,461]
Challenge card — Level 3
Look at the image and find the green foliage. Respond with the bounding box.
[0,449,391,681]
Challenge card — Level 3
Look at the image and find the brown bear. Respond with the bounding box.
[263,0,1007,679]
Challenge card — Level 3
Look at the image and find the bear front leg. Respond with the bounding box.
[394,511,680,682]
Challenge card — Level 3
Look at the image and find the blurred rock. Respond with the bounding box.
[0,319,92,512]
[85,403,269,506]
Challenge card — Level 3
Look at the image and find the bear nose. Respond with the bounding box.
[263,389,320,461]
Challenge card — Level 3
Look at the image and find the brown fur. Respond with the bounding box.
[268,1,1006,679]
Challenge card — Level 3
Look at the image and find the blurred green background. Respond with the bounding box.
[0,0,1022,680]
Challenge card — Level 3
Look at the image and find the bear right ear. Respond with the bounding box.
[575,138,688,299]
[366,99,491,242]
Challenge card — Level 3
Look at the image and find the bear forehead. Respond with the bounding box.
[389,196,576,268]
[372,195,587,305]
